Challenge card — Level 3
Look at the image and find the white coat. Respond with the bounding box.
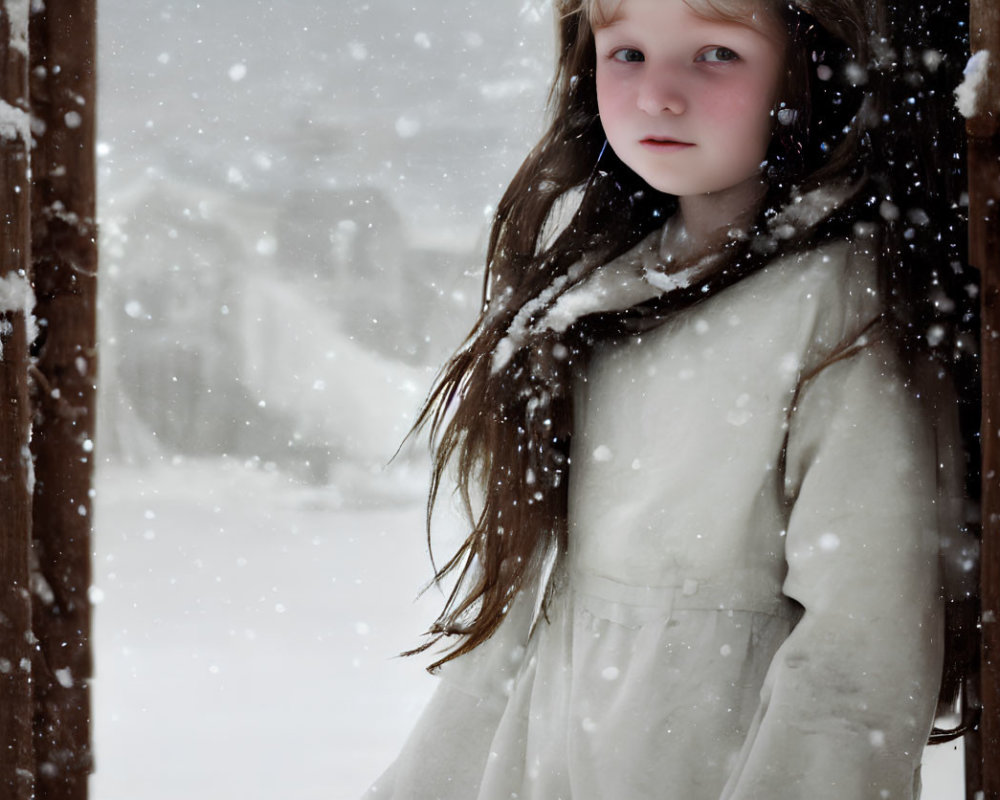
[366,229,961,800]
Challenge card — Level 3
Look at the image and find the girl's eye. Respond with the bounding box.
[611,48,645,63]
[696,46,740,63]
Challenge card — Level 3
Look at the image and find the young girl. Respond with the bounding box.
[366,0,972,796]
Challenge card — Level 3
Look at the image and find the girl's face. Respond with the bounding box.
[594,0,786,201]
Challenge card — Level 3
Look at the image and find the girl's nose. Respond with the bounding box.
[637,68,687,115]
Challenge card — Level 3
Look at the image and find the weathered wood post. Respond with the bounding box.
[27,1,98,798]
[0,2,37,799]
[969,0,1000,797]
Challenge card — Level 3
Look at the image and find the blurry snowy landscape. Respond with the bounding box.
[94,2,553,796]
[91,1,964,797]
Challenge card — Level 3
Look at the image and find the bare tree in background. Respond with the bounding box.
[0,1,96,798]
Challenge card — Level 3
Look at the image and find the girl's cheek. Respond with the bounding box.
[595,71,616,108]
[704,79,771,124]
[702,88,752,122]
[598,76,633,116]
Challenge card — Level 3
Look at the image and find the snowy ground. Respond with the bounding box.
[91,457,448,800]
[90,456,966,799]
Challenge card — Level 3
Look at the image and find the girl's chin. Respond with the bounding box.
[621,163,725,197]
[633,177,719,197]
[635,171,767,201]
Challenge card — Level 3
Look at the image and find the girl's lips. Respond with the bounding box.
[640,137,694,149]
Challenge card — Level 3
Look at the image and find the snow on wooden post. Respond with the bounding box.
[26,1,97,797]
[968,0,1000,797]
[0,2,37,799]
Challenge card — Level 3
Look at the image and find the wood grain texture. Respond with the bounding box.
[0,2,37,799]
[970,0,1000,796]
[27,2,97,798]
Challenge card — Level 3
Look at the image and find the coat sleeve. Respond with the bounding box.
[719,338,954,800]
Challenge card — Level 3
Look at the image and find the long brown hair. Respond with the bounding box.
[408,0,975,737]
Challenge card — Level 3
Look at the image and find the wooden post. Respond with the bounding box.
[0,3,37,799]
[969,0,1000,797]
[27,1,97,798]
